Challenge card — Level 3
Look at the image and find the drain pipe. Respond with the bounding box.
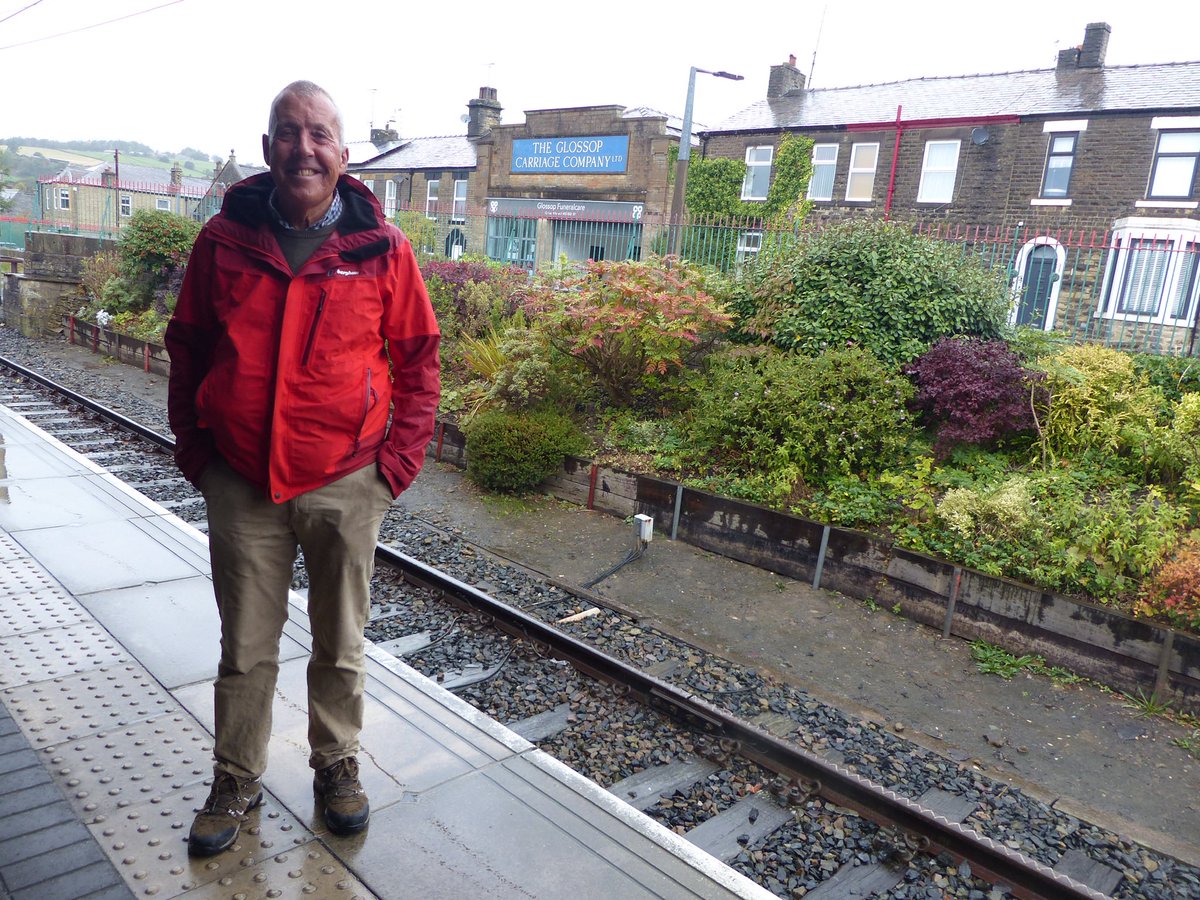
[884,105,903,220]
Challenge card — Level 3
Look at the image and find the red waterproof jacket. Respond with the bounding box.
[165,173,440,503]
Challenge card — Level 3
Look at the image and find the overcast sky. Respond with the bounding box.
[4,0,1200,163]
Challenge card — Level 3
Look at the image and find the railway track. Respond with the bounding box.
[1,353,1194,899]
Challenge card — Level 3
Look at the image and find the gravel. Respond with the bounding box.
[2,325,1197,898]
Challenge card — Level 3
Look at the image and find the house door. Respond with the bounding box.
[1016,245,1059,328]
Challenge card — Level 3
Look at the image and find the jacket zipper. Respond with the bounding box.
[353,368,377,454]
[301,289,327,368]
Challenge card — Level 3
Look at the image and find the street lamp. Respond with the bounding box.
[670,66,743,239]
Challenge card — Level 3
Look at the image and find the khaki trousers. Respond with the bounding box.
[200,458,394,778]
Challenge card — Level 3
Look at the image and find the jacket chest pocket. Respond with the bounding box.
[300,275,385,369]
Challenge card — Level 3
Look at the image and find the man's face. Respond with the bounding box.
[262,91,348,226]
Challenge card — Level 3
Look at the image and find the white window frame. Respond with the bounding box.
[806,143,838,201]
[735,231,762,266]
[156,198,170,211]
[58,188,71,210]
[1147,130,1200,201]
[1097,218,1200,326]
[384,180,397,218]
[916,140,961,204]
[426,178,439,219]
[1040,131,1079,200]
[359,178,375,195]
[119,194,132,217]
[740,146,773,201]
[452,178,468,223]
[845,143,878,202]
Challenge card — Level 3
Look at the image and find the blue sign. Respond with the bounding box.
[511,136,629,174]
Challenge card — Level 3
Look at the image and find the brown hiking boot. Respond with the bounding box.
[188,771,263,856]
[314,756,370,835]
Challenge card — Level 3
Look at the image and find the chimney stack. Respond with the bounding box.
[468,87,502,138]
[768,56,805,99]
[169,161,182,193]
[1058,22,1110,71]
[1077,22,1110,68]
[370,123,399,146]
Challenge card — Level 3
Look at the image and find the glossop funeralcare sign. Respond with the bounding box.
[511,136,629,174]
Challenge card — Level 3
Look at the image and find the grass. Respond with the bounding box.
[1122,688,1174,718]
[969,640,1044,680]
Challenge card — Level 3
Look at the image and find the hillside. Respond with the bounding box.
[2,138,218,185]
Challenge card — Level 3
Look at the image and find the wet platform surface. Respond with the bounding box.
[0,403,772,900]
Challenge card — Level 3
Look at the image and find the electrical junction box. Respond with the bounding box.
[634,514,653,542]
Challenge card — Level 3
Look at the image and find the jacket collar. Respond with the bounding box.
[221,172,382,236]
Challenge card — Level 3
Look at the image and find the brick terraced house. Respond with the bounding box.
[704,23,1200,351]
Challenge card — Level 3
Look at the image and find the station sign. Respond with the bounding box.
[487,197,644,223]
[511,136,629,174]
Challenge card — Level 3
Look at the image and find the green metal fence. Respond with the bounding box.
[9,202,1199,357]
[396,208,1200,357]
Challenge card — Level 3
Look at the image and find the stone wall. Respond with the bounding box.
[1,233,104,337]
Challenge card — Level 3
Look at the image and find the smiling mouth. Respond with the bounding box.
[290,168,323,176]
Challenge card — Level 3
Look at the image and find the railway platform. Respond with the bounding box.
[0,401,773,900]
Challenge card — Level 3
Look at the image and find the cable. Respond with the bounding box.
[0,0,184,51]
[0,0,45,27]
[581,541,646,589]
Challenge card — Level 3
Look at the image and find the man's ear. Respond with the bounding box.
[262,134,271,166]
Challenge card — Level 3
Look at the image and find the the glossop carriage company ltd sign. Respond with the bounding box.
[510,136,629,174]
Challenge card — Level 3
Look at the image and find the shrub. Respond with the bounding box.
[523,257,731,407]
[686,346,916,503]
[1034,344,1164,460]
[935,477,1033,543]
[117,210,200,313]
[464,407,589,494]
[735,219,1009,366]
[79,251,121,302]
[906,338,1042,457]
[1140,539,1200,630]
[1132,352,1200,405]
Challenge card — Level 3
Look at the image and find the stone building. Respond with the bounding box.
[704,23,1200,344]
[350,88,689,269]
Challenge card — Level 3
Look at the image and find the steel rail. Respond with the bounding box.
[0,356,1108,899]
[380,545,1110,900]
[0,354,174,450]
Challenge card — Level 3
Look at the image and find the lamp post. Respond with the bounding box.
[669,66,743,250]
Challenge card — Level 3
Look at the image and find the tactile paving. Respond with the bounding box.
[0,539,89,636]
[3,663,175,747]
[0,620,129,688]
[42,713,211,819]
[87,783,346,899]
[183,844,375,900]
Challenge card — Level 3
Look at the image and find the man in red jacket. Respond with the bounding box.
[165,80,440,856]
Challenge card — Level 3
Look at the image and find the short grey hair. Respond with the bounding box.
[267,80,345,148]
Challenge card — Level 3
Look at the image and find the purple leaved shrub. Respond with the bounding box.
[905,338,1043,457]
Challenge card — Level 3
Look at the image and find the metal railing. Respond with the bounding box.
[7,202,1200,356]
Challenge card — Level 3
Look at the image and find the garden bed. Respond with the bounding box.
[429,419,1200,712]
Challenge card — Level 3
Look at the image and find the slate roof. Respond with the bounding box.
[711,61,1200,133]
[352,135,477,172]
[346,139,403,165]
[45,161,210,196]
